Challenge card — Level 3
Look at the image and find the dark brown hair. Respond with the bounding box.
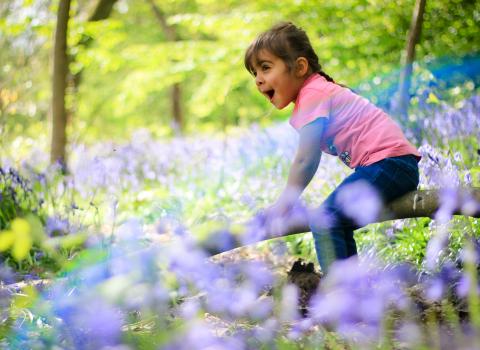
[244,22,336,83]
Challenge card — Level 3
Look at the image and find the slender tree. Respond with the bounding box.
[146,0,184,134]
[50,0,118,168]
[395,0,427,121]
[50,0,71,168]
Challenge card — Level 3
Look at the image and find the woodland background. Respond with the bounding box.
[1,0,479,162]
[1,1,480,349]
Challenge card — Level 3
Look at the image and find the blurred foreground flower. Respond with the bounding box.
[335,180,382,226]
[0,218,33,261]
[308,257,415,345]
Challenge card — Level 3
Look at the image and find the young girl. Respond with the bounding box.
[244,22,420,274]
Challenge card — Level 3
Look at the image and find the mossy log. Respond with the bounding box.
[204,188,480,256]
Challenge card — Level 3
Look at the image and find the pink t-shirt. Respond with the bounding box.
[289,73,420,168]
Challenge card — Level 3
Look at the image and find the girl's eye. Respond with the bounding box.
[262,65,270,71]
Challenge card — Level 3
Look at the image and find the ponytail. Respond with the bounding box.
[319,69,352,91]
[318,70,335,83]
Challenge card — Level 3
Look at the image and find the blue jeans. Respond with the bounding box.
[311,154,419,273]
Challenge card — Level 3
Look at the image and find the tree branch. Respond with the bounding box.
[203,188,480,256]
[88,0,118,22]
[395,0,427,120]
[145,0,177,41]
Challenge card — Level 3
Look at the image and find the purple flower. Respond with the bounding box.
[51,285,123,349]
[423,262,462,301]
[45,216,69,236]
[179,299,200,319]
[435,187,458,223]
[240,261,274,293]
[229,288,260,317]
[425,230,449,270]
[335,180,382,226]
[270,240,288,256]
[202,229,238,255]
[279,284,300,322]
[287,318,314,340]
[69,298,124,348]
[456,275,471,297]
[308,205,335,233]
[309,257,411,344]
[253,318,279,344]
[115,218,144,241]
[241,213,268,245]
[426,277,444,301]
[0,288,12,323]
[0,265,16,284]
[165,320,245,350]
[395,322,423,348]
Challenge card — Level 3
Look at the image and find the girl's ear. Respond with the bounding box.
[295,57,309,77]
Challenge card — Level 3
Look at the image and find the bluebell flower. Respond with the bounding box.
[248,319,277,345]
[45,216,69,236]
[164,320,245,350]
[279,284,300,322]
[335,180,382,226]
[0,265,16,284]
[241,261,274,293]
[65,297,124,349]
[179,299,200,319]
[425,230,449,270]
[202,229,238,255]
[115,218,144,242]
[309,257,412,344]
[435,187,458,223]
[456,275,472,298]
[395,322,423,348]
[0,288,12,323]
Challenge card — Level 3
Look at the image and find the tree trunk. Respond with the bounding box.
[203,188,480,256]
[146,0,184,134]
[50,0,71,168]
[395,0,426,121]
[88,0,118,21]
[64,0,118,148]
[171,82,183,134]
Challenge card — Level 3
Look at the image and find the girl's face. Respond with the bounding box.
[252,50,307,109]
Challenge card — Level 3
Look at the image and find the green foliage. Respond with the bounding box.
[0,166,92,275]
[356,218,480,273]
[2,0,479,148]
[0,1,53,151]
[0,168,44,230]
[357,219,432,267]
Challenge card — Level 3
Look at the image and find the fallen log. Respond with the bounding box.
[203,188,480,256]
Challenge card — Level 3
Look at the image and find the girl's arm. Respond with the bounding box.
[269,118,325,216]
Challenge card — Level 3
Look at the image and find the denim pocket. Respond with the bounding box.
[356,155,419,203]
[393,156,419,190]
[385,156,419,198]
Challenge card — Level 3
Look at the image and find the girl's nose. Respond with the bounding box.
[255,74,263,87]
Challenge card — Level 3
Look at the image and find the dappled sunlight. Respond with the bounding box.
[1,0,480,348]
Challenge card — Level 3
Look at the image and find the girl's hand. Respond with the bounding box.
[263,199,296,237]
[265,200,293,220]
[266,186,302,219]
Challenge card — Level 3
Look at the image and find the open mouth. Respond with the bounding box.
[265,89,275,100]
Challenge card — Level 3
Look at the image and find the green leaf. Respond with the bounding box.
[471,167,480,187]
